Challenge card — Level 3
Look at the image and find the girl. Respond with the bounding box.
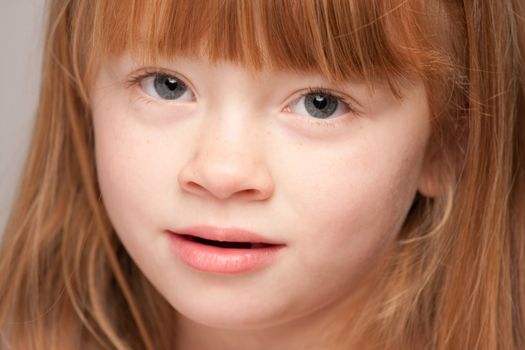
[1,0,524,349]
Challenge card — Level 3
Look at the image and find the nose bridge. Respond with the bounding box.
[199,102,257,164]
[201,66,258,148]
[178,103,274,201]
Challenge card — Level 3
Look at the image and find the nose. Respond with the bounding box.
[177,120,274,201]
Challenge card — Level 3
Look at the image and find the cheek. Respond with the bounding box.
[96,137,150,224]
[92,101,171,252]
[272,129,426,275]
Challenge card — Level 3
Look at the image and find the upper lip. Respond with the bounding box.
[168,225,285,245]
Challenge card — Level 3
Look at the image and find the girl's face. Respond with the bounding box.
[91,54,433,334]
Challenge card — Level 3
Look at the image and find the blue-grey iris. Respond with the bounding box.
[153,74,187,100]
[304,93,338,119]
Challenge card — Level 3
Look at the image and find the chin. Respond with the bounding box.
[174,300,295,331]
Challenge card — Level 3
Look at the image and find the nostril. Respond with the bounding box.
[184,181,206,193]
[178,161,274,200]
[239,189,258,196]
[183,181,263,200]
[230,188,266,200]
[187,181,201,189]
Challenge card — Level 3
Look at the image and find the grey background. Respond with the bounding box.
[0,1,45,234]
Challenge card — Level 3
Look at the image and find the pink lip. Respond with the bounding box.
[170,225,284,245]
[167,226,286,274]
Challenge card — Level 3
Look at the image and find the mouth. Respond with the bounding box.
[168,225,285,248]
[169,230,285,274]
[179,234,277,249]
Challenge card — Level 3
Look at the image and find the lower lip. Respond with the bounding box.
[169,234,285,274]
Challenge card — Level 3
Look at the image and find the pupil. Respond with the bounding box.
[165,77,178,90]
[313,95,327,110]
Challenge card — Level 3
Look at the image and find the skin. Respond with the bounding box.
[91,54,435,349]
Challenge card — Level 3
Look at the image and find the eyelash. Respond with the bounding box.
[125,69,359,129]
[126,68,171,87]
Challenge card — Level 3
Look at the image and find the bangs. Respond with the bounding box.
[77,0,455,90]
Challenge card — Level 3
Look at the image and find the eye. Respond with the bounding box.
[140,73,195,101]
[286,90,352,119]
